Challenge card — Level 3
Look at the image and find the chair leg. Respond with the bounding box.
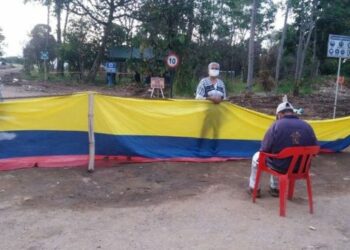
[306,175,313,214]
[253,168,262,203]
[279,176,288,217]
[288,178,296,200]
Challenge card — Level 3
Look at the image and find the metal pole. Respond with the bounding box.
[170,70,175,98]
[333,57,342,119]
[44,62,48,82]
[88,92,95,172]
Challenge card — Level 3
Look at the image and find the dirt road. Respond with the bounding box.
[1,149,350,250]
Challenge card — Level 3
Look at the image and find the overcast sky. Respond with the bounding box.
[0,0,285,57]
[0,0,49,57]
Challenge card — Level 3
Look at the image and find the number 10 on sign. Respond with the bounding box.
[166,53,179,68]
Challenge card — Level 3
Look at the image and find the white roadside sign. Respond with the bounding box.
[327,34,350,58]
[327,34,350,119]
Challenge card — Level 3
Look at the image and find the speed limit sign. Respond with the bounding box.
[166,53,180,68]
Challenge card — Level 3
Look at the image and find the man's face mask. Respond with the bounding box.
[209,68,220,77]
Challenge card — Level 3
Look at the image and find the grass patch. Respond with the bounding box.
[275,76,331,95]
[23,70,109,85]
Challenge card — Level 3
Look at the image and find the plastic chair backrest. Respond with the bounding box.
[273,146,320,176]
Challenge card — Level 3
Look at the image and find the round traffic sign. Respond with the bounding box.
[166,53,179,68]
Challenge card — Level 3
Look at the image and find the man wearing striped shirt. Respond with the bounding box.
[195,62,227,104]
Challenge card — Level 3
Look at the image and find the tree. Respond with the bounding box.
[247,0,258,91]
[274,0,291,85]
[61,18,99,78]
[136,0,197,93]
[24,0,72,75]
[292,0,318,95]
[23,24,57,73]
[0,27,5,57]
[70,0,135,82]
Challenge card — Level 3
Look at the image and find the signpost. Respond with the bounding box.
[327,34,350,118]
[40,51,49,81]
[165,52,180,98]
[105,62,117,86]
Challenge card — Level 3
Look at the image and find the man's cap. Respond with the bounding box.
[276,101,294,114]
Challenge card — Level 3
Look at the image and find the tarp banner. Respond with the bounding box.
[0,94,89,170]
[1,93,349,170]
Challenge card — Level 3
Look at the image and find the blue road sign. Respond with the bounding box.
[40,51,49,60]
[105,62,117,73]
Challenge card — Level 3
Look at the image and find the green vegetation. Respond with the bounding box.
[19,0,350,97]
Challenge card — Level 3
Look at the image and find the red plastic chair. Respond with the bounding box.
[252,146,320,217]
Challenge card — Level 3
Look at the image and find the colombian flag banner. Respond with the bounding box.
[1,93,350,170]
[0,94,89,170]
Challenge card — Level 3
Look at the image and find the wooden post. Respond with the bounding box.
[88,92,95,172]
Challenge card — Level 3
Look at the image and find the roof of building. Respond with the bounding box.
[109,47,155,60]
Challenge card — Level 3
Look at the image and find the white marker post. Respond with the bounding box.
[88,92,95,172]
[327,34,350,119]
[333,58,341,119]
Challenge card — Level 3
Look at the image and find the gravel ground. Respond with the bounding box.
[1,150,350,250]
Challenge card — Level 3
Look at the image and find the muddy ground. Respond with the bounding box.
[1,66,350,249]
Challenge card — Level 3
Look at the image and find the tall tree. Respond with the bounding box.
[70,0,134,82]
[23,24,57,73]
[61,18,100,78]
[136,0,197,92]
[274,0,290,85]
[24,0,71,75]
[292,0,318,95]
[0,27,5,57]
[247,0,258,91]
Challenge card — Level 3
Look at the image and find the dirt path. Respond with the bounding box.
[1,150,350,249]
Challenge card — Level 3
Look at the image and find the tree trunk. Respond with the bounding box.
[247,0,258,91]
[86,24,111,82]
[293,0,317,96]
[315,60,320,77]
[294,29,303,96]
[86,2,115,82]
[56,1,64,76]
[62,3,70,43]
[275,0,290,86]
[298,27,313,79]
[185,0,194,45]
[311,28,317,78]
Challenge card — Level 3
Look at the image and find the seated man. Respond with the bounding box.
[248,101,318,197]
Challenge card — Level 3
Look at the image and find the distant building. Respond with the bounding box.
[109,47,155,61]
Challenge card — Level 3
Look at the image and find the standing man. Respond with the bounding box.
[196,62,227,104]
[248,101,318,197]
